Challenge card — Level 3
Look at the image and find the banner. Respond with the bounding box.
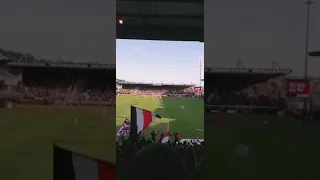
[286,79,310,97]
[194,87,203,92]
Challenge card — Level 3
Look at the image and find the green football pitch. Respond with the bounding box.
[206,113,320,180]
[116,95,204,139]
[0,106,115,180]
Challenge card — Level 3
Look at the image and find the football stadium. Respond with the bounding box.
[115,80,204,180]
[116,81,204,139]
[205,63,320,180]
[116,1,204,179]
[0,49,116,180]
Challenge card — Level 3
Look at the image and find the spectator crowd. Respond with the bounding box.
[19,84,115,106]
[116,131,204,180]
[0,50,116,106]
[117,84,195,96]
[205,77,287,106]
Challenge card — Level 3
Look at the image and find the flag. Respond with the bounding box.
[160,132,170,143]
[131,106,161,133]
[116,119,131,137]
[54,145,116,180]
[174,132,180,142]
[116,125,130,137]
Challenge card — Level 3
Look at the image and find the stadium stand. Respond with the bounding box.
[203,63,320,116]
[117,81,200,97]
[0,48,115,108]
[204,62,292,113]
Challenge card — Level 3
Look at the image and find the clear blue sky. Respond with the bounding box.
[116,40,204,86]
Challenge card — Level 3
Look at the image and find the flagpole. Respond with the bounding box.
[304,0,313,79]
[303,0,314,117]
[129,106,137,159]
[199,56,202,87]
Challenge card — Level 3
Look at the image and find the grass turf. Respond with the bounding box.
[116,95,204,139]
[206,113,320,180]
[0,106,115,180]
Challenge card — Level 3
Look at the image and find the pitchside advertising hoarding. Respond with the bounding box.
[286,79,311,97]
[194,87,203,93]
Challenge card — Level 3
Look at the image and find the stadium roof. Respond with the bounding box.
[7,61,115,69]
[204,67,292,75]
[116,79,126,83]
[0,48,115,69]
[120,81,195,87]
[205,67,292,93]
[116,0,203,41]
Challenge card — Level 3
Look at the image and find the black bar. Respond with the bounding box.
[117,24,204,42]
[117,0,203,3]
[116,13,203,19]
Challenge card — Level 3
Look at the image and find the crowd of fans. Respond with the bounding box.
[1,65,116,106]
[116,131,204,180]
[118,85,195,95]
[18,84,115,106]
[205,77,320,106]
[205,77,287,106]
[0,48,117,107]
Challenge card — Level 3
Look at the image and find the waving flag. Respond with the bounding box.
[116,119,131,137]
[160,132,170,143]
[54,145,116,180]
[131,106,161,133]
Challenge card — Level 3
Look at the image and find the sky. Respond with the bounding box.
[0,0,115,64]
[206,0,320,77]
[116,40,204,86]
[2,0,320,78]
[0,0,204,86]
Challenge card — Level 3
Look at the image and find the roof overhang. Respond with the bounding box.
[121,82,194,87]
[116,0,203,41]
[205,67,292,93]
